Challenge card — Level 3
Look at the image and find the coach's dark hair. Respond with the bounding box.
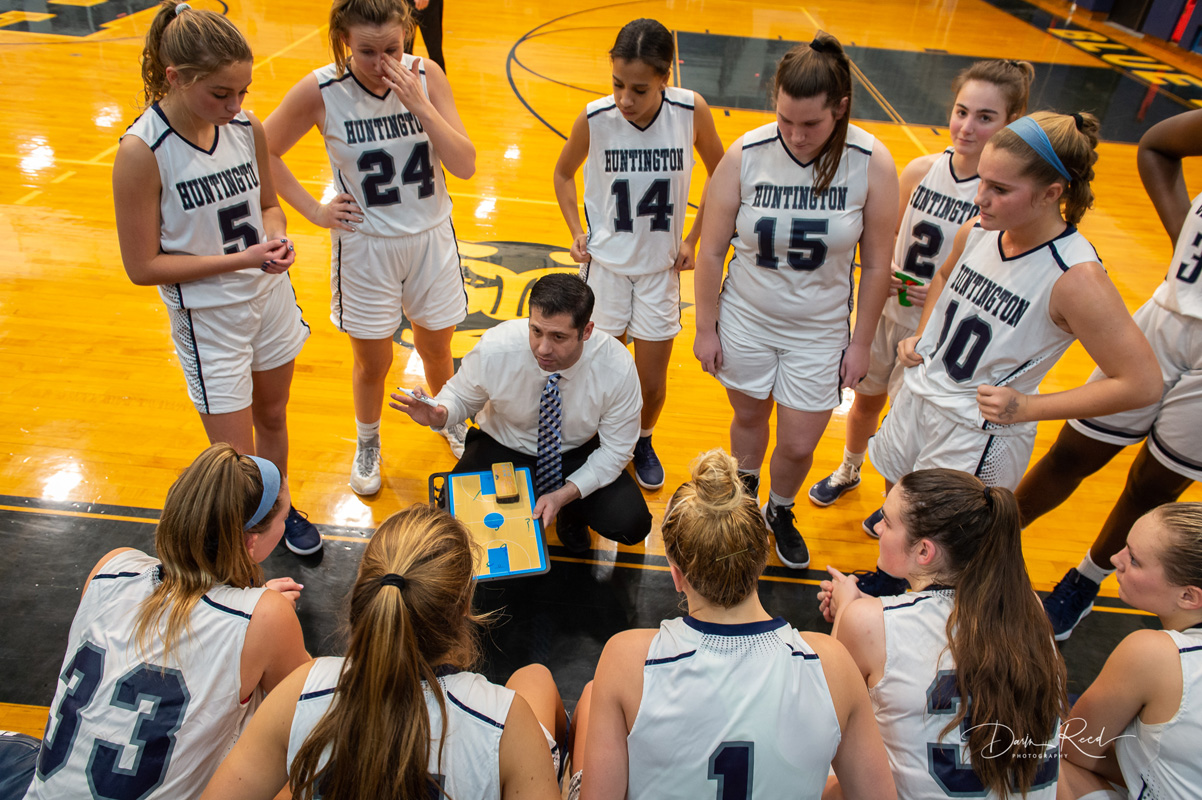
[774,31,851,194]
[989,110,1100,226]
[609,18,675,77]
[662,450,769,608]
[329,0,413,77]
[896,469,1067,798]
[951,59,1035,121]
[140,0,252,107]
[289,505,483,800]
[529,273,594,333]
[1152,503,1202,590]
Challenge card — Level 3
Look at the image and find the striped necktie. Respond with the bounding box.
[535,373,563,496]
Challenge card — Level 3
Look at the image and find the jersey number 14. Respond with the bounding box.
[611,179,673,233]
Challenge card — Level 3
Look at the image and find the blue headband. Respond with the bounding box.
[245,456,282,530]
[1006,116,1071,183]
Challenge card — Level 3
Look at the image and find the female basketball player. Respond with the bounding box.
[809,59,1033,511]
[570,449,895,800]
[1013,109,1202,641]
[114,0,321,554]
[552,18,724,491]
[24,444,309,800]
[862,112,1160,545]
[199,505,565,800]
[819,469,1065,800]
[264,0,476,494]
[1057,503,1202,800]
[693,32,899,569]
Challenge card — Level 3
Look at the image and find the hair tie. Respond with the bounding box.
[244,456,282,531]
[174,2,190,15]
[380,573,407,590]
[809,34,831,54]
[1070,112,1084,131]
[1006,59,1021,68]
[1005,116,1071,183]
[982,486,993,508]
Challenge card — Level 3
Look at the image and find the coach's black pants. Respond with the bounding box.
[452,428,652,546]
[404,0,445,71]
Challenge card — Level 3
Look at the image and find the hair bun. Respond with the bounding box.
[688,449,745,514]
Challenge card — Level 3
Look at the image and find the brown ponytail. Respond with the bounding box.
[288,505,483,800]
[897,469,1067,798]
[139,0,252,107]
[988,110,1101,226]
[773,31,852,193]
[662,449,769,608]
[951,59,1034,120]
[328,0,412,77]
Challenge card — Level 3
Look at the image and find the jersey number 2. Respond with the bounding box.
[903,220,944,280]
[708,741,753,799]
[359,143,436,207]
[37,642,191,800]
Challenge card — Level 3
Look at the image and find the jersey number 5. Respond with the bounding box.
[218,202,260,254]
[753,217,828,271]
[358,143,436,207]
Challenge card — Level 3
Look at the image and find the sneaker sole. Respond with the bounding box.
[862,519,881,539]
[762,503,811,569]
[285,537,323,556]
[1052,602,1094,642]
[349,476,381,496]
[807,478,861,508]
[634,472,664,491]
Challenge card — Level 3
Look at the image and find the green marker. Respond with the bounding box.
[895,271,925,307]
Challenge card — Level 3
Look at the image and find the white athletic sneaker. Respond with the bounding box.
[349,440,381,495]
[440,422,467,459]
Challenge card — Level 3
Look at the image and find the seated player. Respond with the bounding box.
[391,273,652,551]
[20,444,309,800]
[199,505,565,800]
[1057,503,1202,800]
[819,469,1064,799]
[570,449,895,800]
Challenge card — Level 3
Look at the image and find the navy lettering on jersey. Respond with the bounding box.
[343,112,425,145]
[909,185,979,225]
[749,183,849,212]
[945,265,1031,327]
[602,147,687,172]
[174,162,260,212]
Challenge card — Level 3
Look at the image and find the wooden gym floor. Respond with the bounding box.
[4,0,1202,730]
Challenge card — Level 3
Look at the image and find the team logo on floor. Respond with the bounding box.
[0,0,159,37]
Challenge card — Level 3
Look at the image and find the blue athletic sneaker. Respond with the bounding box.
[808,462,861,507]
[632,436,664,490]
[1042,568,1100,641]
[284,506,323,555]
[862,507,884,539]
[850,568,909,597]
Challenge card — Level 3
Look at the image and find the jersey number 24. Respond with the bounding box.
[358,143,436,207]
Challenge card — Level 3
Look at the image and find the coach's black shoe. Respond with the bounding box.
[632,435,665,490]
[763,502,810,569]
[850,568,909,597]
[284,506,323,555]
[808,462,862,507]
[1043,568,1100,641]
[862,507,885,539]
[555,516,591,554]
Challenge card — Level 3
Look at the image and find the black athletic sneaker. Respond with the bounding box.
[862,507,884,539]
[555,516,591,554]
[1043,567,1100,641]
[740,472,760,499]
[632,435,665,490]
[762,502,810,569]
[808,462,862,507]
[284,506,323,555]
[850,568,909,597]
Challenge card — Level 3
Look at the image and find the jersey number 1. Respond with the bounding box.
[708,741,753,799]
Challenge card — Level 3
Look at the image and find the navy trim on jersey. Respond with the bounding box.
[1180,645,1202,654]
[91,571,143,581]
[185,309,210,414]
[201,595,254,620]
[152,103,220,156]
[1150,427,1202,472]
[348,70,390,101]
[944,149,978,184]
[287,277,311,336]
[299,687,337,701]
[334,237,344,331]
[973,435,998,478]
[882,594,936,611]
[318,71,355,90]
[846,141,872,156]
[587,101,617,119]
[741,135,777,152]
[447,217,469,312]
[789,649,820,660]
[775,131,816,168]
[1075,417,1147,442]
[628,93,667,132]
[645,650,697,666]
[683,616,788,636]
[663,96,695,111]
[229,119,253,128]
[993,359,1036,390]
[997,225,1079,263]
[446,690,505,729]
[148,129,172,152]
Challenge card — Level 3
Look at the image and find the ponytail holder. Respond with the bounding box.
[175,2,191,14]
[1006,59,1021,68]
[982,486,993,508]
[244,456,282,531]
[380,573,407,590]
[1070,112,1084,131]
[809,34,831,54]
[1005,116,1072,183]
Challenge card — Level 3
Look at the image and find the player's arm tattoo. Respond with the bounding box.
[998,396,1021,422]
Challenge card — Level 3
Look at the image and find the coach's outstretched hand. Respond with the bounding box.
[389,388,450,429]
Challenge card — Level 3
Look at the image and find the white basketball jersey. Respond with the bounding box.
[887,149,980,329]
[905,225,1099,435]
[315,57,452,238]
[871,591,1058,800]
[719,123,874,348]
[625,617,841,800]
[1152,192,1202,320]
[286,658,512,798]
[1115,627,1202,799]
[26,550,266,800]
[122,106,280,310]
[582,86,695,275]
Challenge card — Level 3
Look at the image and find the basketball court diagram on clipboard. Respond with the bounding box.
[445,466,549,580]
